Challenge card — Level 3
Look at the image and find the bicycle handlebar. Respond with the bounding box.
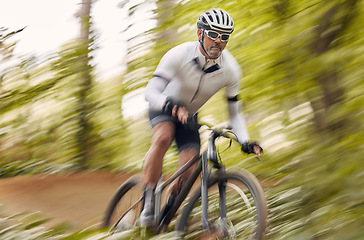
[188,117,238,142]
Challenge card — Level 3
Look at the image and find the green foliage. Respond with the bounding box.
[1,0,364,238]
[0,210,109,240]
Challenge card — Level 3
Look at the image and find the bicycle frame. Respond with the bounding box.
[106,122,266,239]
[155,125,232,233]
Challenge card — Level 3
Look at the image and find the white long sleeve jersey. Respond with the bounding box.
[145,41,250,143]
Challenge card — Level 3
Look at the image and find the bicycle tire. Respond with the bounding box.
[175,170,267,239]
[102,174,143,232]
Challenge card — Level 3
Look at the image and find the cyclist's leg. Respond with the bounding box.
[173,114,201,193]
[162,120,200,219]
[142,121,175,187]
[169,148,199,196]
[159,147,199,228]
[141,111,175,226]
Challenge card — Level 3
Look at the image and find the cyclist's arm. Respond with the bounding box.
[145,44,187,111]
[227,98,250,144]
[224,59,249,144]
[145,75,169,111]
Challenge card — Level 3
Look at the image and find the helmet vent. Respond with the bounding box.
[197,8,234,33]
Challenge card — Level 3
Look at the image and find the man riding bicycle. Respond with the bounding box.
[141,8,262,227]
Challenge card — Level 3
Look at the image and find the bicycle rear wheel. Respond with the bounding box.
[102,175,143,233]
[176,170,267,239]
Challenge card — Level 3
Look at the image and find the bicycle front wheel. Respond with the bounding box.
[176,170,267,240]
[102,175,143,233]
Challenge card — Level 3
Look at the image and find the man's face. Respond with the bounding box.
[198,29,228,59]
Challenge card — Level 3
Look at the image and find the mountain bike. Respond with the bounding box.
[102,121,268,239]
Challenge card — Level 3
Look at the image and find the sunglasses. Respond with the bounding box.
[204,30,230,42]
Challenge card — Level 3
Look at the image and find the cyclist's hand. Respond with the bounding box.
[241,141,263,158]
[163,98,186,119]
[162,98,190,124]
[173,105,189,124]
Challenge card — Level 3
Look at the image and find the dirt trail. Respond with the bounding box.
[0,171,134,230]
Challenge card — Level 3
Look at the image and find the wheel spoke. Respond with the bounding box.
[103,175,143,234]
[176,171,267,239]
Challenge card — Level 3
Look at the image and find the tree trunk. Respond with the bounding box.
[310,1,357,137]
[76,0,93,169]
[153,0,178,61]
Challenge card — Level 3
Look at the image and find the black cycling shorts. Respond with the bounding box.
[149,110,200,153]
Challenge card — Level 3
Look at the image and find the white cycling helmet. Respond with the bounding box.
[197,8,234,34]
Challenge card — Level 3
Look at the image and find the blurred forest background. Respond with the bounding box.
[1,0,363,239]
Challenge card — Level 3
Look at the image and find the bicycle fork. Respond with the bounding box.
[201,153,209,229]
[201,152,228,231]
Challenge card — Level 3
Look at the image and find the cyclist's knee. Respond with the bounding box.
[152,122,174,147]
[155,134,173,147]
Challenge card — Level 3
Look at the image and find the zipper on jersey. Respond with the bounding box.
[190,63,220,103]
[190,74,205,103]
